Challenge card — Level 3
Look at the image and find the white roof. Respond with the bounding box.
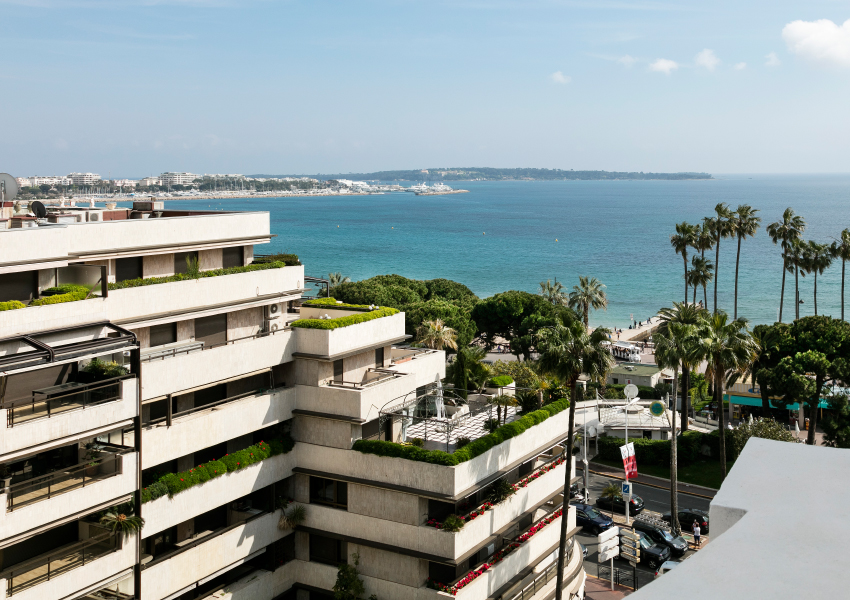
[630,438,848,600]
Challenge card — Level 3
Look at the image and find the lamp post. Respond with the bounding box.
[622,385,640,526]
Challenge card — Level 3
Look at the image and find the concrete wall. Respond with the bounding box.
[294,313,405,357]
[350,543,427,588]
[0,226,69,267]
[177,319,195,342]
[199,248,223,271]
[0,297,107,339]
[143,254,173,278]
[292,415,353,450]
[294,372,414,422]
[228,307,263,341]
[348,483,422,526]
[387,349,446,388]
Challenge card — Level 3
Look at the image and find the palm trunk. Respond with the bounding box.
[716,368,727,481]
[807,375,823,446]
[814,271,818,316]
[684,255,689,304]
[734,234,742,320]
[703,285,707,310]
[779,255,787,323]
[842,259,846,321]
[554,381,578,600]
[669,373,681,537]
[795,265,799,320]
[714,238,720,313]
[681,366,690,432]
[693,284,697,305]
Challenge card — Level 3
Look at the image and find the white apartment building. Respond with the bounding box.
[113,180,137,189]
[159,173,199,186]
[0,203,585,600]
[68,173,102,186]
[16,176,73,188]
[137,178,161,187]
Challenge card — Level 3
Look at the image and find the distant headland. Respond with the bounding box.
[251,168,713,182]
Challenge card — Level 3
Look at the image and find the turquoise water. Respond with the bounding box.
[162,174,850,328]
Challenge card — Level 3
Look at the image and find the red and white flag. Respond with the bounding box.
[620,442,637,479]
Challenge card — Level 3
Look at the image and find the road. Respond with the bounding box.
[575,470,711,581]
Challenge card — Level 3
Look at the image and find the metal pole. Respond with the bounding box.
[625,401,630,526]
[610,557,614,590]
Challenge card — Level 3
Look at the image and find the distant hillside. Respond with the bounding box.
[252,168,713,182]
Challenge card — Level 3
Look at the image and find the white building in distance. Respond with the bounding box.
[17,175,73,187]
[138,177,161,187]
[114,179,137,188]
[68,172,102,186]
[159,172,200,186]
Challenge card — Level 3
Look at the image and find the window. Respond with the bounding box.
[361,418,381,440]
[309,533,344,566]
[375,347,384,367]
[222,246,244,269]
[332,359,343,381]
[174,251,198,274]
[115,256,143,282]
[613,378,619,385]
[310,477,347,509]
[150,322,177,347]
[195,314,228,347]
[0,271,37,303]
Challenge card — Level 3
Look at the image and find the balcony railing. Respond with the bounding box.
[502,538,579,600]
[328,368,406,390]
[140,327,291,363]
[144,384,291,428]
[5,447,131,512]
[4,375,134,427]
[2,530,118,596]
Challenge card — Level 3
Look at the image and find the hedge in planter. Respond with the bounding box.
[290,306,399,330]
[0,300,26,311]
[108,260,290,291]
[29,284,91,306]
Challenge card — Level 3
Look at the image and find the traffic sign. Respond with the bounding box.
[599,538,619,555]
[621,549,639,561]
[620,538,639,550]
[597,526,620,544]
[649,400,666,417]
[628,560,637,567]
[619,529,640,541]
[598,547,619,562]
[622,482,631,496]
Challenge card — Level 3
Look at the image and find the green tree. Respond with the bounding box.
[822,393,850,448]
[568,275,608,328]
[404,299,477,348]
[671,222,698,304]
[539,279,567,306]
[99,511,145,539]
[728,417,796,456]
[657,302,707,433]
[744,323,790,412]
[688,255,713,309]
[787,239,808,320]
[415,318,458,351]
[729,205,761,320]
[332,552,376,600]
[805,241,833,316]
[707,203,734,313]
[767,208,806,323]
[328,272,351,295]
[447,345,488,399]
[599,482,622,519]
[831,229,850,321]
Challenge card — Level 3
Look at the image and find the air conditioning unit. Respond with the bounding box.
[264,303,283,320]
[266,320,282,333]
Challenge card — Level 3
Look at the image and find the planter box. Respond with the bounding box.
[296,373,414,422]
[294,313,406,357]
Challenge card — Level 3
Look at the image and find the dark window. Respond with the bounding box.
[115,256,143,282]
[332,359,343,381]
[361,418,381,440]
[195,314,228,347]
[0,271,37,303]
[375,347,384,367]
[310,477,347,509]
[309,533,344,566]
[428,562,459,587]
[150,322,177,347]
[174,251,198,274]
[613,378,619,385]
[222,246,244,269]
[193,383,227,409]
[643,430,653,439]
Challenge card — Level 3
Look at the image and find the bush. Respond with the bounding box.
[29,288,90,306]
[82,358,129,380]
[108,260,291,290]
[42,284,90,295]
[483,418,500,433]
[409,437,425,448]
[253,253,301,266]
[0,300,26,311]
[441,514,465,532]
[302,297,374,311]
[489,375,514,388]
[290,306,399,330]
[455,437,471,449]
[140,481,168,503]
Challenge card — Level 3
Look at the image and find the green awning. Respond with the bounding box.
[725,394,829,410]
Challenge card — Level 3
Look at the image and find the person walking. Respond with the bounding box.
[692,520,702,548]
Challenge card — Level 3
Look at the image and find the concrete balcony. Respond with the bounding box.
[0,377,138,456]
[294,312,406,358]
[107,264,304,325]
[296,372,415,422]
[0,297,107,340]
[0,531,136,600]
[140,511,290,600]
[143,449,298,536]
[0,451,138,542]
[140,329,295,400]
[141,386,295,469]
[387,347,446,389]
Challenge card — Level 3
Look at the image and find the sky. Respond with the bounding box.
[2,1,850,177]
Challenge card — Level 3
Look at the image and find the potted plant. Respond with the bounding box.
[84,442,104,477]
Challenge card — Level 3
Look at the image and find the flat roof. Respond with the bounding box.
[630,438,848,600]
[608,362,667,377]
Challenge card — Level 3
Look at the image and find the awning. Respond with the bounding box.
[725,394,830,410]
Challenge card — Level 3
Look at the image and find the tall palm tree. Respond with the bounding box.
[537,318,612,600]
[539,279,568,306]
[805,241,833,316]
[657,302,707,433]
[766,208,806,323]
[832,229,850,321]
[688,255,713,309]
[327,272,351,296]
[741,324,783,413]
[568,276,608,328]
[697,312,755,481]
[693,219,715,262]
[671,222,698,304]
[787,240,808,320]
[415,318,458,351]
[709,203,734,314]
[729,205,761,320]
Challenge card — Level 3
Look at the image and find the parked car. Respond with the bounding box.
[571,502,615,535]
[595,493,645,516]
[633,518,689,557]
[655,560,680,577]
[662,508,710,534]
[618,531,671,570]
[579,542,588,559]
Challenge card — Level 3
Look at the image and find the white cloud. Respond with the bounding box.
[694,49,719,71]
[782,18,850,68]
[617,55,637,67]
[550,71,571,84]
[734,62,746,70]
[649,58,678,74]
[765,51,781,67]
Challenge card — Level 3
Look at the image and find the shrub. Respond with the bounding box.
[29,287,90,306]
[253,253,301,266]
[487,478,516,503]
[483,418,500,433]
[82,358,129,380]
[455,437,471,449]
[108,260,290,290]
[290,306,399,330]
[488,375,514,388]
[409,437,425,448]
[441,514,465,532]
[201,460,227,479]
[302,297,374,311]
[140,481,168,503]
[42,284,90,295]
[0,300,26,311]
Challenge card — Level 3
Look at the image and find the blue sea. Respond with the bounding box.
[161,174,850,329]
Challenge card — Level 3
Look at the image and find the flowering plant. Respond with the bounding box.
[514,456,565,490]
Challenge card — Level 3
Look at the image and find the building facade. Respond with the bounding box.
[68,173,102,186]
[159,173,199,187]
[0,204,585,600]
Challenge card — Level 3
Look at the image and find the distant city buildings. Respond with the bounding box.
[114,179,137,188]
[159,172,199,186]
[68,172,102,186]
[138,176,161,187]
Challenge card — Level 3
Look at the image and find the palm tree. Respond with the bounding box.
[415,319,458,351]
[697,312,756,480]
[327,272,351,296]
[787,240,808,320]
[671,222,698,304]
[537,318,612,600]
[805,241,833,316]
[767,208,806,323]
[709,203,734,314]
[278,502,307,530]
[729,205,761,320]
[693,219,715,262]
[688,255,713,309]
[568,276,608,328]
[599,482,622,519]
[539,279,568,306]
[832,229,850,321]
[447,345,488,399]
[657,302,707,433]
[99,511,145,539]
[741,325,783,413]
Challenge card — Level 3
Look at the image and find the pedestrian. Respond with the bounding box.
[692,520,701,547]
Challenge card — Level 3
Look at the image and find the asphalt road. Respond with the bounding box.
[574,471,711,579]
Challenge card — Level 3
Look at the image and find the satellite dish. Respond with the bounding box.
[0,173,18,202]
[624,383,639,400]
[31,201,47,219]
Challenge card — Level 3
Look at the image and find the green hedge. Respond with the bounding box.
[140,435,294,503]
[489,375,514,388]
[595,430,727,467]
[302,297,375,311]
[29,286,90,306]
[352,399,570,466]
[108,260,290,291]
[253,253,301,266]
[0,300,26,311]
[290,306,399,330]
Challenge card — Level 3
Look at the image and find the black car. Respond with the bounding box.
[571,502,615,535]
[633,518,689,557]
[618,531,671,570]
[662,509,710,534]
[595,493,645,516]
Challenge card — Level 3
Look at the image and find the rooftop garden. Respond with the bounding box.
[109,256,297,291]
[291,296,399,330]
[0,284,97,312]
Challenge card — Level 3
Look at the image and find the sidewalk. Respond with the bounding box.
[585,575,632,599]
